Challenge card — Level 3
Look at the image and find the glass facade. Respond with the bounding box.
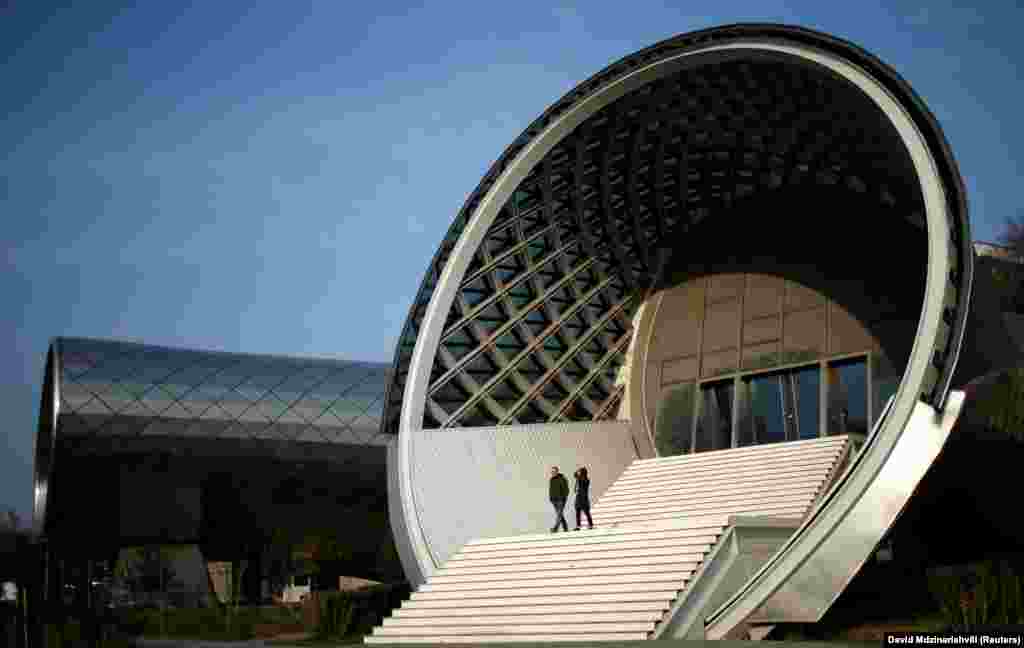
[53,337,391,447]
[826,357,869,436]
[696,381,734,451]
[652,273,896,455]
[739,365,820,446]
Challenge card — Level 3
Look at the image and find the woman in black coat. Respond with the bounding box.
[574,467,593,530]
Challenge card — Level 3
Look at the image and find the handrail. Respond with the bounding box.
[703,395,896,631]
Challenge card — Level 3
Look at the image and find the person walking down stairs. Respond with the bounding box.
[549,466,570,532]
[574,466,594,530]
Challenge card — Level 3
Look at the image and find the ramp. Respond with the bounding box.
[366,436,851,644]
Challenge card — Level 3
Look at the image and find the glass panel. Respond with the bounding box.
[739,373,786,446]
[740,364,820,446]
[872,353,900,427]
[827,357,868,435]
[792,365,821,440]
[695,380,733,452]
[654,383,694,456]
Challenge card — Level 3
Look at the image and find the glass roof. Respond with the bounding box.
[53,337,391,446]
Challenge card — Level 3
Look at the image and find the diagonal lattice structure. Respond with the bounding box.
[53,337,389,445]
[33,337,391,534]
[383,24,975,592]
[382,37,968,434]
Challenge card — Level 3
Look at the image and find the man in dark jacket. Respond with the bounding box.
[549,466,570,532]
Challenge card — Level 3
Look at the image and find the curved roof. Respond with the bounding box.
[33,336,390,536]
[381,23,972,434]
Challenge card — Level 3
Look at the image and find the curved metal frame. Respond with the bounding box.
[31,337,392,540]
[32,342,60,538]
[386,24,973,589]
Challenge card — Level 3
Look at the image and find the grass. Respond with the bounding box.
[115,603,306,640]
[266,637,363,646]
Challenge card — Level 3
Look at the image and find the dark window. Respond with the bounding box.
[739,364,819,446]
[827,357,868,435]
[696,380,733,452]
[654,383,695,456]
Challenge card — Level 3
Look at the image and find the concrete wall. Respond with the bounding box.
[403,420,639,570]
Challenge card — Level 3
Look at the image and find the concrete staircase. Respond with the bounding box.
[366,435,851,644]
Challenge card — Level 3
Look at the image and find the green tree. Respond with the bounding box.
[121,546,182,596]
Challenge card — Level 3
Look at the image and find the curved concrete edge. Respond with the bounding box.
[386,437,425,586]
[626,291,665,452]
[655,516,802,640]
[704,390,966,639]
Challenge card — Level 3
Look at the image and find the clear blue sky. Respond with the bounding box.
[2,1,1022,523]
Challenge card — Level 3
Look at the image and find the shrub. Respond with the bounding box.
[929,560,1024,628]
[313,583,411,640]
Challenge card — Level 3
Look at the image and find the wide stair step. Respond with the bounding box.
[366,435,850,643]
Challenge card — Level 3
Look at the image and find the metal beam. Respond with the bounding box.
[441,275,621,427]
[442,238,579,343]
[628,125,652,274]
[600,111,637,290]
[499,296,635,424]
[428,257,601,397]
[549,330,633,422]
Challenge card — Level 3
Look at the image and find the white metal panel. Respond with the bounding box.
[409,420,637,570]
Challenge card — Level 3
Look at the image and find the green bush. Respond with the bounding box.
[314,583,411,640]
[929,560,1024,628]
[315,592,354,639]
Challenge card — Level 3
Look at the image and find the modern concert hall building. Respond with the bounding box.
[22,22,1024,646]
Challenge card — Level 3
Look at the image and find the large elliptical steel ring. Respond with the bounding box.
[383,24,973,585]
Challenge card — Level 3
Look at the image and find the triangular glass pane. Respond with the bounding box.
[188,418,231,438]
[234,386,268,403]
[290,425,324,444]
[93,381,132,405]
[286,402,320,425]
[268,420,299,441]
[128,364,175,386]
[192,382,232,402]
[236,370,286,392]
[116,400,154,419]
[203,369,252,390]
[324,426,357,444]
[275,368,330,398]
[179,397,215,417]
[160,402,194,420]
[234,408,267,425]
[276,408,307,425]
[346,419,376,444]
[197,403,230,421]
[157,382,196,401]
[60,384,97,412]
[75,397,116,417]
[251,400,282,422]
[324,400,359,424]
[218,422,251,439]
[119,381,152,401]
[139,389,175,413]
[215,400,252,421]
